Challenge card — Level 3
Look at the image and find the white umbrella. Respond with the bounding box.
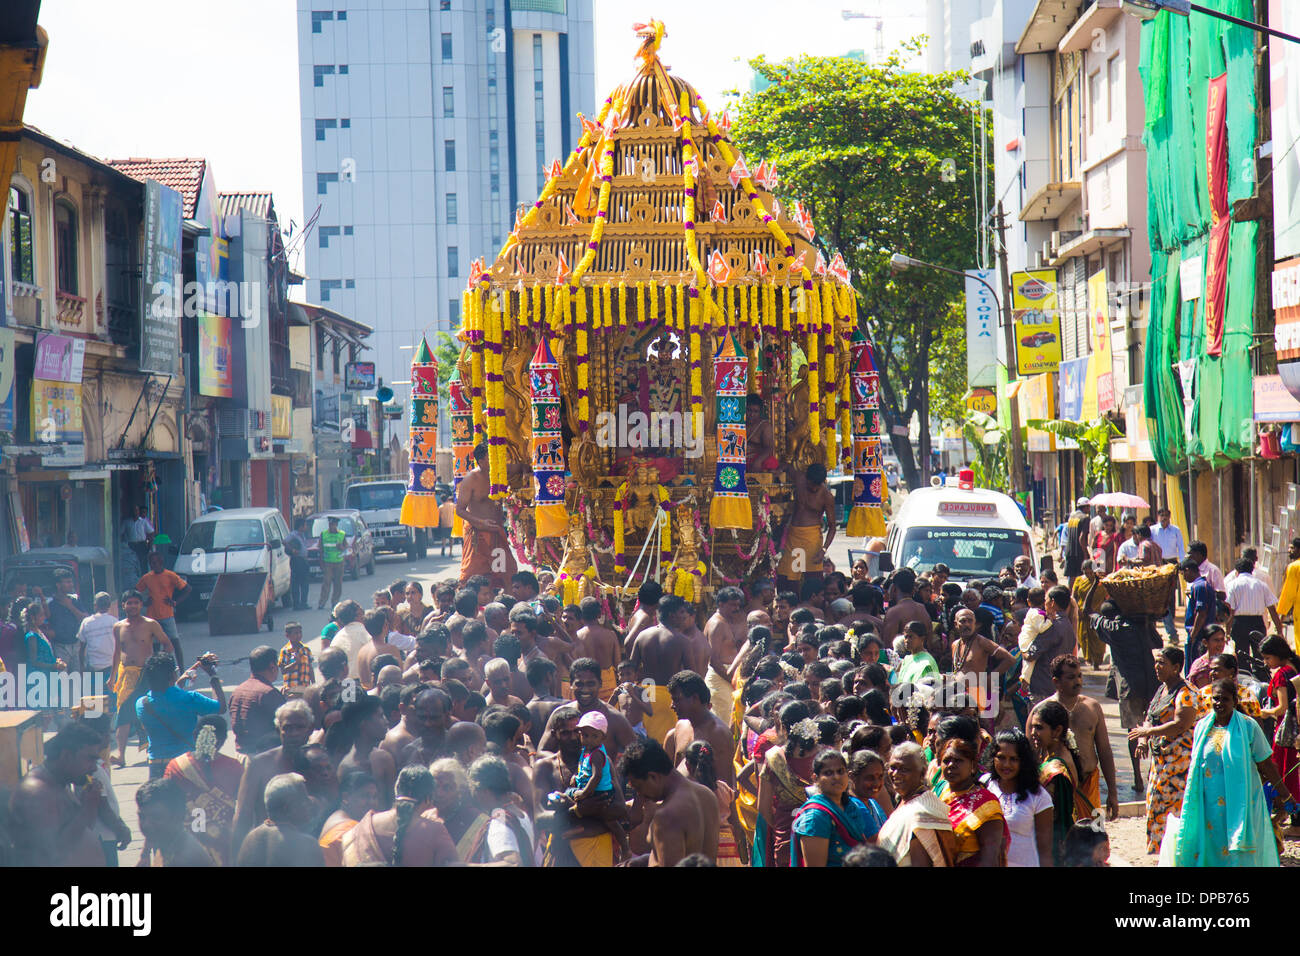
[1089,492,1150,509]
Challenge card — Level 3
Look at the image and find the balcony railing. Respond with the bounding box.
[10,280,41,326]
[55,290,87,330]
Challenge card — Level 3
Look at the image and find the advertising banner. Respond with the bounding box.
[345,361,376,390]
[141,179,183,375]
[198,313,233,397]
[965,268,998,387]
[1083,269,1115,418]
[31,379,83,443]
[34,331,86,383]
[1020,373,1056,453]
[272,394,293,439]
[1011,270,1061,375]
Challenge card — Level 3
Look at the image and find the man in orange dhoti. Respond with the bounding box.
[456,442,522,591]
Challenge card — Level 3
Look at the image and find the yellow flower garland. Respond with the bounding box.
[619,280,628,328]
[576,288,589,433]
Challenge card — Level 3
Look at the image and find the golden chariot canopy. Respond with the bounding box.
[455,20,860,597]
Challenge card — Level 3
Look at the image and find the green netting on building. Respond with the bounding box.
[1139,0,1259,471]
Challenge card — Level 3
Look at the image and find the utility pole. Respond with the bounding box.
[995,201,1026,499]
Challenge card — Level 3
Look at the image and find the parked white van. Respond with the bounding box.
[886,477,1035,584]
[173,507,293,615]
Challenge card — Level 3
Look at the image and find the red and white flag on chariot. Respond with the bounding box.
[829,252,852,285]
[716,111,732,136]
[548,158,563,180]
[814,251,828,277]
[728,155,750,189]
[711,199,727,223]
[788,250,808,275]
[751,250,770,277]
[554,252,571,286]
[708,249,732,285]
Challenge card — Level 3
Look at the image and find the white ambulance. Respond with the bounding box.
[886,475,1035,584]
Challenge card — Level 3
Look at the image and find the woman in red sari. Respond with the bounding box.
[1260,635,1300,831]
[938,732,1007,866]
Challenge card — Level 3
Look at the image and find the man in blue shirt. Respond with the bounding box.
[136,652,226,778]
[1180,559,1215,677]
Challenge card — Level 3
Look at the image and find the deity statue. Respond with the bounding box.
[625,464,662,536]
[665,504,705,603]
[558,513,602,603]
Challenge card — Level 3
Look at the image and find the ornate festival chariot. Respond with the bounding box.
[402,22,887,616]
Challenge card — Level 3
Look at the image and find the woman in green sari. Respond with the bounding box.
[1029,700,1092,866]
[1175,679,1293,867]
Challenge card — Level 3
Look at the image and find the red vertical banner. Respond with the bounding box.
[1205,72,1229,356]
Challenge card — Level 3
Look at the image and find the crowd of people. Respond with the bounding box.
[6,496,1300,867]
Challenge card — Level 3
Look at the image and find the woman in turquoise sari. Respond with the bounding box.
[792,749,876,867]
[1175,679,1293,867]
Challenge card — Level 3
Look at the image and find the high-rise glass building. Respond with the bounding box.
[297,0,595,435]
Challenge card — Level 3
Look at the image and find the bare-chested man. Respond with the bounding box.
[575,596,621,696]
[455,441,528,590]
[111,588,175,767]
[524,656,567,740]
[538,658,635,760]
[630,595,697,746]
[776,462,836,590]
[235,773,325,866]
[662,670,736,787]
[703,586,746,720]
[380,682,426,766]
[949,607,1015,677]
[399,685,454,769]
[623,580,663,656]
[881,571,930,644]
[231,698,315,861]
[619,738,719,866]
[356,607,405,690]
[336,695,397,808]
[1033,654,1120,821]
[8,722,109,866]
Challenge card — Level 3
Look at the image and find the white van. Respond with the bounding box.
[886,479,1035,584]
[173,507,293,615]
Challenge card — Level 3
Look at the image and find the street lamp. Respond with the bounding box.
[1122,0,1300,43]
[888,252,1000,307]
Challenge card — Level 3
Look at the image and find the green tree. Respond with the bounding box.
[961,409,1009,491]
[431,330,460,407]
[1026,418,1120,493]
[732,42,991,489]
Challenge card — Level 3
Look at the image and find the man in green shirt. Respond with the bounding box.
[317,516,347,611]
[895,620,940,687]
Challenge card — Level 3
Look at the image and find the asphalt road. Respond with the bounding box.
[173,547,466,679]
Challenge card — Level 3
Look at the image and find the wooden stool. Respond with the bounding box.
[0,710,45,787]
